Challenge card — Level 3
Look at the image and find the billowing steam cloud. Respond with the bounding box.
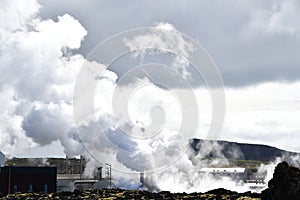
[2,0,298,194]
[0,0,250,192]
[0,0,86,156]
[0,0,219,191]
[0,0,191,176]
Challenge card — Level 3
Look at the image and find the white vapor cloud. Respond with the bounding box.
[0,0,86,156]
[1,0,300,194]
[124,22,194,79]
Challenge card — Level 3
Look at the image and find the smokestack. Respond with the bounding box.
[98,166,103,180]
[80,155,83,180]
[140,172,144,186]
[65,155,68,174]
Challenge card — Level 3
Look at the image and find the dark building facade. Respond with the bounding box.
[0,166,57,194]
[6,157,85,174]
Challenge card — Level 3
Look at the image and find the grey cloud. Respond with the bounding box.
[38,0,300,86]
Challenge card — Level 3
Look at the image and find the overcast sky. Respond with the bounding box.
[38,0,300,86]
[0,0,300,160]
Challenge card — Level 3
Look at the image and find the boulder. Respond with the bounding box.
[261,161,300,200]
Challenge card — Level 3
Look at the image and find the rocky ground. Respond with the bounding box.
[0,188,260,200]
[0,161,299,200]
[261,161,300,200]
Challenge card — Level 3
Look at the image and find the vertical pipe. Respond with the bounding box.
[105,163,112,189]
[140,172,144,186]
[98,166,102,180]
[8,167,11,194]
[80,155,82,180]
[109,165,111,189]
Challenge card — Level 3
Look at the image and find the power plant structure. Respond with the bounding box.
[1,155,117,193]
[0,151,267,193]
[199,167,267,191]
[199,167,247,180]
[0,166,57,195]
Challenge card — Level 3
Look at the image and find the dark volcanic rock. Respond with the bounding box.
[261,161,300,200]
[0,188,260,200]
[206,188,238,195]
[205,188,260,199]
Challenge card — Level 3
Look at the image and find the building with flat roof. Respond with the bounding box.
[0,166,57,195]
[199,167,247,181]
[200,167,246,173]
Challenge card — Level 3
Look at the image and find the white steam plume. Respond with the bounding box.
[0,0,86,156]
[0,0,274,193]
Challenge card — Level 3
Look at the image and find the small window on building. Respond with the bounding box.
[13,184,17,192]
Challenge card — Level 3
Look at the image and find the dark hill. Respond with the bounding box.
[190,139,300,162]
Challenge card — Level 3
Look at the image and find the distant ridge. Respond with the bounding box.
[190,139,300,162]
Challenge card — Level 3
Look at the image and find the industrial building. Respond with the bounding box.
[0,166,57,195]
[4,157,114,192]
[199,167,247,180]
